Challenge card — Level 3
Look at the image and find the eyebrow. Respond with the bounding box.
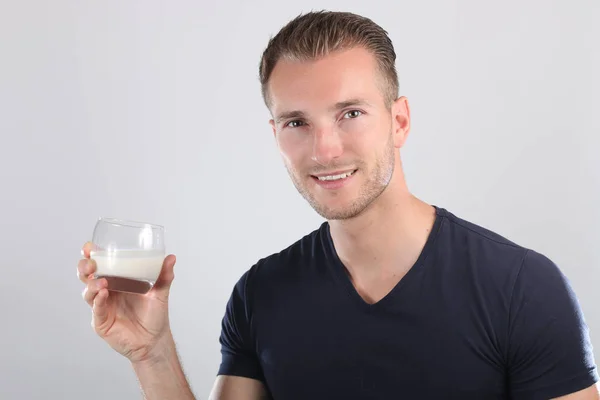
[274,98,372,124]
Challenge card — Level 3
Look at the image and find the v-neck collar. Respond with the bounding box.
[322,205,446,312]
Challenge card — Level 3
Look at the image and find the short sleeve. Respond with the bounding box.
[507,249,599,399]
[217,269,265,382]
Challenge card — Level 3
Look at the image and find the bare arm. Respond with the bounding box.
[130,334,267,400]
[553,383,600,400]
[208,375,269,400]
[131,334,195,400]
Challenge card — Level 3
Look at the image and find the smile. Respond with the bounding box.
[310,169,358,190]
[314,170,356,181]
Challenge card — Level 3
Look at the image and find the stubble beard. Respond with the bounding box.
[285,134,396,221]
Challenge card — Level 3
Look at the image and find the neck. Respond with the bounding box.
[328,166,436,280]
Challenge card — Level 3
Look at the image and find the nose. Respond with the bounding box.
[311,127,343,166]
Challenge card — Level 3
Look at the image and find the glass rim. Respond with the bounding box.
[97,217,165,230]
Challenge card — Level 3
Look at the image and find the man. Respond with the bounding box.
[77,10,599,399]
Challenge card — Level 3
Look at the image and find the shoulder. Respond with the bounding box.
[435,209,598,371]
[439,207,525,252]
[434,207,568,297]
[234,222,328,294]
[436,207,529,274]
[440,206,564,265]
[435,207,588,317]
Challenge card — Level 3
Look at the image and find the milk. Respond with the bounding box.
[90,250,165,293]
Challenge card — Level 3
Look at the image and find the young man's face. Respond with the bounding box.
[268,46,409,220]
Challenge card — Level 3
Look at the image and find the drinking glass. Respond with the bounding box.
[90,217,166,294]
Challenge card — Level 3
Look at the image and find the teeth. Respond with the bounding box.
[317,170,355,181]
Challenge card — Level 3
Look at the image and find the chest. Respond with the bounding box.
[253,292,508,399]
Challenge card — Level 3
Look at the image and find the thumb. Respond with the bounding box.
[152,254,177,297]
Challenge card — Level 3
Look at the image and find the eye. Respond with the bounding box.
[343,110,362,119]
[285,120,305,128]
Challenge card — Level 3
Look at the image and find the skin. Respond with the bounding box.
[268,46,436,305]
[78,46,599,399]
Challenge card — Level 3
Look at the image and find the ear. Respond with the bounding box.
[391,96,411,149]
[269,119,276,137]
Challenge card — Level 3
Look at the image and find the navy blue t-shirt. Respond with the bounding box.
[218,206,598,399]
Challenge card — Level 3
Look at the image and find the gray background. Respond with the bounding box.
[1,0,598,399]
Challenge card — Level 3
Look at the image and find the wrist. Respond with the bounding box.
[131,331,176,367]
[129,331,194,400]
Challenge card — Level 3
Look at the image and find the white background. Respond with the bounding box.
[1,0,598,398]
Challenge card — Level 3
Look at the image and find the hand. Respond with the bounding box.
[78,242,177,363]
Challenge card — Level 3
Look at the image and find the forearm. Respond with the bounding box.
[132,335,195,400]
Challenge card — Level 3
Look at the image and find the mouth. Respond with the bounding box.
[311,169,357,181]
[310,169,358,189]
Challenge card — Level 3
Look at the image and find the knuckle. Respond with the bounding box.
[77,260,88,277]
[87,260,97,273]
[83,282,96,302]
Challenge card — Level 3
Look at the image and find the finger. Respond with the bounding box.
[152,254,177,296]
[77,258,97,284]
[92,288,111,334]
[82,277,107,307]
[81,242,95,258]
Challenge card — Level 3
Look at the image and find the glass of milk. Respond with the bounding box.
[90,217,166,295]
